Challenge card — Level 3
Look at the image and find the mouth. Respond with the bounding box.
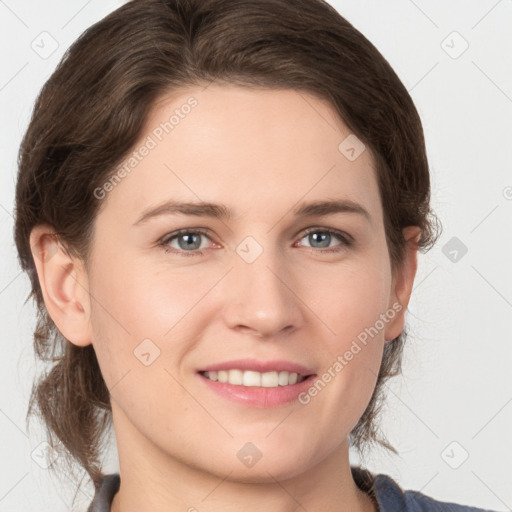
[199,369,310,387]
[197,359,317,407]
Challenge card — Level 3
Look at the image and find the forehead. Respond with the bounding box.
[99,84,382,226]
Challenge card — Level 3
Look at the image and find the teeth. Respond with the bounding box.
[243,370,261,387]
[203,369,306,387]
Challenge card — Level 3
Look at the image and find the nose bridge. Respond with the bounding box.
[222,239,302,337]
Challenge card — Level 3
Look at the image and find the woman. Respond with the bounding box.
[14,0,497,510]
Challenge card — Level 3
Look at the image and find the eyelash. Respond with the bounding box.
[158,227,353,258]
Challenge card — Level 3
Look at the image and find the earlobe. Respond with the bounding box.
[384,226,421,342]
[29,224,92,347]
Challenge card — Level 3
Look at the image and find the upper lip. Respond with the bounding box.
[199,359,316,376]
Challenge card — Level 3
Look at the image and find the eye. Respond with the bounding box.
[296,227,353,253]
[158,228,213,257]
[158,226,353,258]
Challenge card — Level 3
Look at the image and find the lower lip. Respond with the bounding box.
[198,373,316,408]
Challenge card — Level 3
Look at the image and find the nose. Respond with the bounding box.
[220,246,304,339]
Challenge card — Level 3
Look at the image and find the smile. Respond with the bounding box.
[200,369,308,387]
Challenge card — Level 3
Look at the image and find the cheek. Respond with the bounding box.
[87,265,193,427]
[87,252,215,386]
[298,254,391,419]
[309,255,392,351]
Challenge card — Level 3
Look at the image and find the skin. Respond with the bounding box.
[30,84,420,512]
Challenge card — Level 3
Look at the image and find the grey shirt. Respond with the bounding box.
[86,466,498,511]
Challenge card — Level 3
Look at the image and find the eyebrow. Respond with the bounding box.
[133,198,371,226]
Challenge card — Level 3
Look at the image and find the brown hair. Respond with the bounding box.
[14,0,440,491]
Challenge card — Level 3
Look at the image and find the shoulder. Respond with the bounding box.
[87,474,120,512]
[351,466,499,512]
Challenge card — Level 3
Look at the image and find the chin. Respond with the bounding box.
[214,456,313,484]
[195,436,326,484]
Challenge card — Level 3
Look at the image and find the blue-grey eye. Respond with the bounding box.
[174,232,205,250]
[161,229,211,253]
[307,232,333,248]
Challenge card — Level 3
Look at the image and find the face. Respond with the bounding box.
[33,84,418,483]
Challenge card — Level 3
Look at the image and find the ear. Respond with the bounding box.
[384,226,421,342]
[29,224,92,347]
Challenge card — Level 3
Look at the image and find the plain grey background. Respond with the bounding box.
[1,1,511,510]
